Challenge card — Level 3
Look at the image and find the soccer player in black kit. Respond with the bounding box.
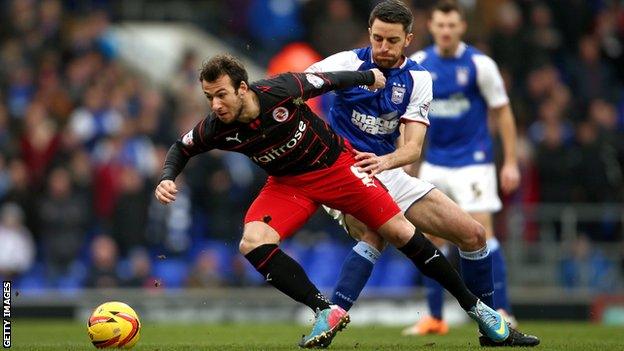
[155,54,526,348]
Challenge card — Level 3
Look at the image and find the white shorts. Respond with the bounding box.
[418,162,502,213]
[323,167,435,229]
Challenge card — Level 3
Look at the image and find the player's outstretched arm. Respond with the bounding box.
[156,118,214,204]
[277,69,385,101]
[155,142,188,205]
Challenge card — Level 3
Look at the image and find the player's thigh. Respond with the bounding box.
[405,188,485,250]
[376,168,435,212]
[244,180,317,242]
[375,212,416,248]
[447,164,502,215]
[314,157,401,232]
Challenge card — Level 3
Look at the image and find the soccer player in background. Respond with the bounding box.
[155,54,516,348]
[306,0,537,347]
[405,0,521,335]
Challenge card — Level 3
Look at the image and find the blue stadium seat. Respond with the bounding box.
[14,263,47,292]
[116,258,133,281]
[305,240,350,289]
[152,259,189,288]
[378,255,418,288]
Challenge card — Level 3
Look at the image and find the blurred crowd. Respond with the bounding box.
[0,0,623,292]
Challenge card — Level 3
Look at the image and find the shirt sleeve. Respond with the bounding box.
[263,70,375,107]
[473,54,509,108]
[401,70,433,125]
[410,50,427,64]
[305,50,363,73]
[159,117,215,181]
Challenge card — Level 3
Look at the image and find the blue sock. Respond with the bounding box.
[459,245,494,308]
[331,241,380,311]
[489,238,511,312]
[423,275,444,319]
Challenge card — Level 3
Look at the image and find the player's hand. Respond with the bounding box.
[353,150,390,177]
[368,68,386,90]
[155,180,178,204]
[499,162,520,195]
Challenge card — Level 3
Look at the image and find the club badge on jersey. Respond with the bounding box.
[272,107,289,122]
[182,130,194,146]
[391,84,406,104]
[456,66,470,86]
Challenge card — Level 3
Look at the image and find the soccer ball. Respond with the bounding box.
[87,301,141,349]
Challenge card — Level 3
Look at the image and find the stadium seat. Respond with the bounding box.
[152,259,189,288]
[13,263,47,292]
[378,254,418,288]
[305,240,350,289]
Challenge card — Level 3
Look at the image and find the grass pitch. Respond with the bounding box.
[8,320,623,350]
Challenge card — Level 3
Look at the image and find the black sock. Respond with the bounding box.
[245,244,331,312]
[398,231,478,311]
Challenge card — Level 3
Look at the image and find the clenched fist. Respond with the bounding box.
[368,68,386,90]
[155,180,177,204]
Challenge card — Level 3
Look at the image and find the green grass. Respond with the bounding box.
[8,320,623,350]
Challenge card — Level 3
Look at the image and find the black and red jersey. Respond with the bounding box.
[160,70,375,180]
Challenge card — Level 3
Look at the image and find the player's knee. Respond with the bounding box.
[459,221,486,251]
[239,231,270,255]
[377,214,416,247]
[238,236,255,255]
[359,230,387,252]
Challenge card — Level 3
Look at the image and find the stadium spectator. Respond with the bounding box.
[306,0,362,58]
[186,249,224,288]
[171,49,205,109]
[567,35,620,106]
[0,202,35,279]
[38,166,90,281]
[522,2,561,71]
[534,115,577,204]
[111,166,149,255]
[487,2,526,83]
[560,234,617,292]
[574,119,622,205]
[19,102,61,189]
[68,83,123,152]
[123,248,156,289]
[85,234,121,288]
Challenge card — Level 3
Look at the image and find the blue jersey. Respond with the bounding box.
[307,47,432,156]
[412,43,509,167]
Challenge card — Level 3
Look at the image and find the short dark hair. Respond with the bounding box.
[431,0,465,19]
[369,0,413,34]
[199,54,248,89]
